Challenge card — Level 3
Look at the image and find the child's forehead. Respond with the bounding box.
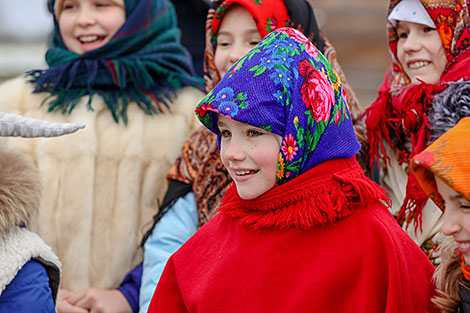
[54,0,125,16]
[396,20,429,30]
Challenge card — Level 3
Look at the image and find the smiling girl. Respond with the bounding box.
[148,28,437,313]
[363,0,470,265]
[139,1,362,312]
[411,117,470,312]
[0,0,204,312]
[57,0,126,54]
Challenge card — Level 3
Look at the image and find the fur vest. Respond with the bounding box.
[0,148,60,300]
[0,227,61,301]
[0,76,204,290]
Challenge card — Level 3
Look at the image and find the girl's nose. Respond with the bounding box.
[402,33,421,53]
[77,8,96,26]
[228,44,249,65]
[441,210,461,236]
[224,138,245,162]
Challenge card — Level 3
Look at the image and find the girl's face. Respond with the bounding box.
[396,20,447,85]
[58,0,125,54]
[217,115,281,200]
[214,5,261,78]
[437,177,470,264]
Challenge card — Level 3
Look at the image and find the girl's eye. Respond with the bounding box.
[220,130,231,138]
[96,1,110,7]
[397,31,408,39]
[460,201,470,210]
[250,40,260,46]
[423,27,435,33]
[248,129,262,137]
[63,1,76,10]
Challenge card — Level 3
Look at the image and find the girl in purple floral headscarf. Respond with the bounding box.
[148,28,437,313]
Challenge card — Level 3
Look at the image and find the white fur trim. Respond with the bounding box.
[0,227,61,295]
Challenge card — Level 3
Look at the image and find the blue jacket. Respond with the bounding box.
[0,260,55,313]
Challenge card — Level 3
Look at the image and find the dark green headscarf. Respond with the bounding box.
[29,0,203,124]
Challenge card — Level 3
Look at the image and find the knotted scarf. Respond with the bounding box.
[161,0,362,228]
[196,28,360,184]
[195,28,388,228]
[364,0,470,230]
[28,0,203,124]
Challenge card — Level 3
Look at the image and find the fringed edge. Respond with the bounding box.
[221,162,389,231]
[26,56,203,124]
[363,88,394,168]
[397,170,429,233]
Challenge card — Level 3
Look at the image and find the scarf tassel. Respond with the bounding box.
[363,89,394,168]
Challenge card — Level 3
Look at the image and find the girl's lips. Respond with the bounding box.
[455,241,470,255]
[406,60,431,70]
[231,169,259,182]
[77,35,108,53]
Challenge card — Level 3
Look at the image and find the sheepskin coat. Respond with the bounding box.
[0,148,60,300]
[0,76,204,290]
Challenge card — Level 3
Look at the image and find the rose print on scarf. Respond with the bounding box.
[279,28,319,59]
[299,59,334,123]
[195,103,215,118]
[281,134,299,161]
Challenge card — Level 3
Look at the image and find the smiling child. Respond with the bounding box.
[363,0,470,264]
[138,1,358,311]
[411,117,470,312]
[148,28,437,313]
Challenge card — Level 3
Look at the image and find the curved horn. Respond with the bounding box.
[0,112,85,138]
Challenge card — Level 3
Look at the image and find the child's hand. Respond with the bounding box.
[57,289,88,313]
[67,288,132,313]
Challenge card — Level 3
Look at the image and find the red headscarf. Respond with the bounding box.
[363,0,470,230]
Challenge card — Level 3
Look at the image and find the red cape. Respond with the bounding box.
[149,158,437,313]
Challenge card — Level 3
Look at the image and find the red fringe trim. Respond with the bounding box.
[363,88,393,168]
[364,77,446,230]
[218,158,389,230]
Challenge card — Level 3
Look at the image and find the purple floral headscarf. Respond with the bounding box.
[196,28,360,184]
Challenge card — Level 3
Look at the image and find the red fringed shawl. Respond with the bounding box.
[219,157,389,230]
[148,158,438,313]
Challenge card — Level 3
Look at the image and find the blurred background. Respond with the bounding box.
[0,0,389,108]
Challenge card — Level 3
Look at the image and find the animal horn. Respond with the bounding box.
[0,112,85,138]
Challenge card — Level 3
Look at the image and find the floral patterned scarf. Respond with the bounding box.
[165,0,363,227]
[363,0,470,230]
[196,28,360,184]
